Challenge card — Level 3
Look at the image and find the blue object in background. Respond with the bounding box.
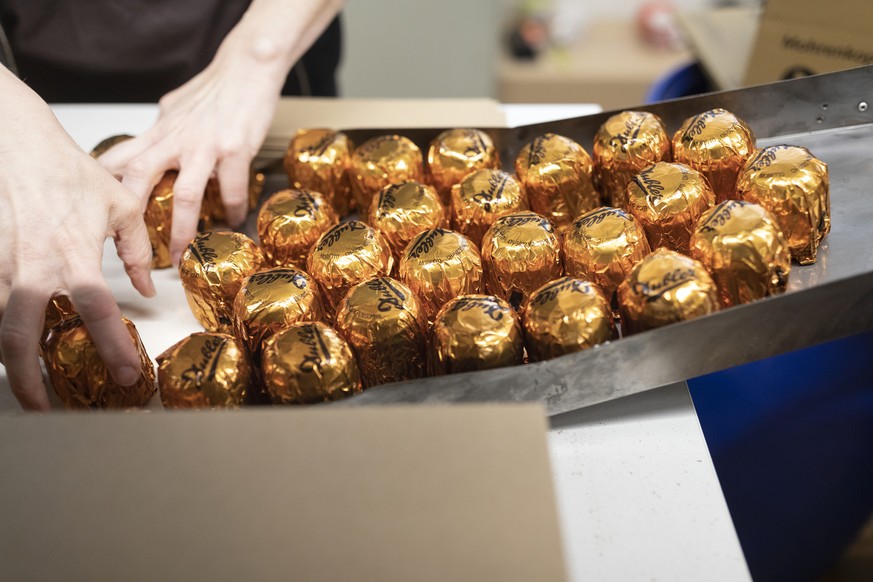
[645,62,713,103]
[688,330,873,581]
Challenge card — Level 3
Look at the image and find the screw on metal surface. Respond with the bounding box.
[859,102,869,112]
[821,103,828,110]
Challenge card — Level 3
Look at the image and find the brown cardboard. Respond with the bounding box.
[0,405,566,582]
[744,0,873,86]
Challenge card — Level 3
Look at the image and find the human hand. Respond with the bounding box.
[0,68,155,410]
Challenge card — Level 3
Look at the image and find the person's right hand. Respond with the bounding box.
[0,66,155,410]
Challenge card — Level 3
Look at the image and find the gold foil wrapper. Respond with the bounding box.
[89,134,133,158]
[626,162,715,254]
[257,189,339,268]
[564,207,651,300]
[617,248,719,334]
[41,295,77,354]
[284,128,354,216]
[481,211,563,310]
[368,180,447,260]
[178,231,265,333]
[349,135,424,216]
[43,316,156,409]
[593,111,672,209]
[398,228,484,324]
[426,128,500,204]
[157,332,251,408]
[306,220,394,316]
[690,200,791,307]
[334,277,427,387]
[514,133,600,228]
[429,294,524,375]
[672,108,755,203]
[450,168,529,245]
[202,168,265,223]
[261,321,362,404]
[736,145,830,265]
[522,277,615,361]
[232,267,325,355]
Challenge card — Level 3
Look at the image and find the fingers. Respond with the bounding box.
[121,148,176,209]
[69,281,141,387]
[0,288,51,410]
[108,191,156,298]
[169,154,215,265]
[95,134,152,178]
[217,154,252,228]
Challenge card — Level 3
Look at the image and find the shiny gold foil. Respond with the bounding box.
[429,294,524,375]
[284,128,354,216]
[178,231,265,333]
[349,135,424,216]
[522,277,615,361]
[426,128,500,204]
[690,200,791,307]
[43,316,156,409]
[89,134,133,158]
[481,211,563,310]
[368,180,447,260]
[334,277,427,387]
[41,295,77,353]
[306,220,394,316]
[450,168,529,245]
[735,145,830,265]
[156,332,251,408]
[563,207,651,300]
[617,248,719,334]
[672,108,755,203]
[232,267,325,355]
[398,228,484,324]
[593,111,672,209]
[514,133,600,228]
[257,189,339,268]
[625,162,715,254]
[261,321,362,404]
[202,168,265,222]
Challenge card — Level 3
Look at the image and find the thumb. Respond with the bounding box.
[109,189,156,298]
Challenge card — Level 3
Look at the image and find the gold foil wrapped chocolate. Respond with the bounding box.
[306,220,394,316]
[257,189,339,268]
[43,316,156,409]
[617,248,719,334]
[349,135,424,216]
[481,212,563,310]
[41,295,77,354]
[398,228,484,324]
[563,207,651,300]
[626,162,715,254]
[202,168,265,223]
[426,128,500,204]
[261,321,362,404]
[334,277,427,387]
[672,108,755,202]
[232,267,325,354]
[89,134,133,158]
[178,231,265,333]
[736,145,830,265]
[157,332,251,408]
[429,294,524,375]
[368,180,447,260]
[593,111,672,209]
[690,200,791,307]
[450,168,529,245]
[514,133,600,228]
[284,128,354,216]
[522,277,615,361]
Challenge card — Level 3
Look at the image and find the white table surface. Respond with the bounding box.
[0,103,750,581]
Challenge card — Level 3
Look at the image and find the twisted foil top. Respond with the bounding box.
[157,332,251,409]
[284,128,354,216]
[522,276,615,361]
[261,321,362,404]
[426,128,500,204]
[450,168,529,245]
[257,188,339,268]
[349,135,424,215]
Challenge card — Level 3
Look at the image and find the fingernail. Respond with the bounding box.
[116,366,140,386]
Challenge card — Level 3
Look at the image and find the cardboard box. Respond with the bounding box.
[744,0,873,85]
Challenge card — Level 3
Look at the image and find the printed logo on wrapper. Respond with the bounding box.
[316,221,368,251]
[530,278,591,307]
[408,228,450,259]
[296,324,331,373]
[365,278,408,312]
[180,336,226,384]
[471,172,509,212]
[574,207,632,229]
[249,269,308,289]
[633,268,698,298]
[449,296,507,321]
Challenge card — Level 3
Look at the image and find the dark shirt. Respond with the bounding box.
[0,0,340,102]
